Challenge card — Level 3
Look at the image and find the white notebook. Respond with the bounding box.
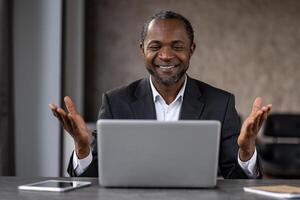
[244,185,300,199]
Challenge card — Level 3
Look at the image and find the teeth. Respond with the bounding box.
[159,65,175,69]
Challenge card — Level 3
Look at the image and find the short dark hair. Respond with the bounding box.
[141,10,194,45]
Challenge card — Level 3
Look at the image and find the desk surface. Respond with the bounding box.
[1,177,300,200]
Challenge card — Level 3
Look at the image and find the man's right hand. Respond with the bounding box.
[49,96,91,159]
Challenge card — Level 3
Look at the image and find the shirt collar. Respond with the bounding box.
[149,75,187,104]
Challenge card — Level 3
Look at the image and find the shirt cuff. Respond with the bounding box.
[72,149,92,176]
[238,148,259,178]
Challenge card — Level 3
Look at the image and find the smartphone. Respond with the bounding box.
[18,180,91,192]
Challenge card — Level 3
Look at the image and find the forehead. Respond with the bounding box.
[145,18,190,43]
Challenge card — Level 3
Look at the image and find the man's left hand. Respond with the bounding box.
[238,97,272,161]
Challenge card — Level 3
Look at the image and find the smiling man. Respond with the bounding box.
[49,11,272,178]
[142,17,195,105]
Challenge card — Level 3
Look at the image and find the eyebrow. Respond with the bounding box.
[147,40,185,45]
[147,40,161,45]
[172,40,185,44]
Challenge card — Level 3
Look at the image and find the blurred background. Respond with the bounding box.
[0,0,299,177]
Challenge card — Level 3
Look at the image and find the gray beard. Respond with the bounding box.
[147,68,187,86]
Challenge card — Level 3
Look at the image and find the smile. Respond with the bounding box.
[158,65,176,69]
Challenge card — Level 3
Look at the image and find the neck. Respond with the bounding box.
[152,76,186,105]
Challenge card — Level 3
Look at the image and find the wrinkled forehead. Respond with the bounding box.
[145,19,190,44]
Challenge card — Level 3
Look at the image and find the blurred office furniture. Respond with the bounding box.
[258,114,300,178]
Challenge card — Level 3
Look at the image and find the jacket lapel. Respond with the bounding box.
[130,76,205,120]
[180,77,205,120]
[130,77,156,119]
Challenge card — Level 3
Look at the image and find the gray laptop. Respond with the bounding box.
[97,120,221,188]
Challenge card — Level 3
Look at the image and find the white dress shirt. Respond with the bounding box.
[73,76,259,178]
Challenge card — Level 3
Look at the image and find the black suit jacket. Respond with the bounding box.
[68,76,257,178]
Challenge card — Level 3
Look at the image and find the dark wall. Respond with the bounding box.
[84,0,300,121]
[0,0,14,175]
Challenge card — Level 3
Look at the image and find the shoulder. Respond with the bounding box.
[188,77,234,99]
[104,78,148,100]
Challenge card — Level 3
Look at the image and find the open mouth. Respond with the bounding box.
[157,65,178,69]
[159,65,175,69]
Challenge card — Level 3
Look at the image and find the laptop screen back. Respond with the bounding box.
[97,120,221,188]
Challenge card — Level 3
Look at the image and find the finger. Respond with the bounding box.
[49,105,64,123]
[254,110,264,131]
[250,108,264,134]
[49,103,58,110]
[243,116,254,130]
[68,114,82,138]
[49,104,74,133]
[50,108,64,124]
[57,108,73,131]
[248,106,262,128]
[68,114,78,132]
[244,118,255,135]
[64,96,77,114]
[259,111,268,128]
[50,107,60,118]
[259,104,272,126]
[50,108,72,133]
[255,104,269,127]
[258,104,272,121]
[266,104,272,113]
[251,97,262,115]
[49,104,61,119]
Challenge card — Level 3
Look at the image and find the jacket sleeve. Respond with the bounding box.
[67,93,112,177]
[219,94,262,179]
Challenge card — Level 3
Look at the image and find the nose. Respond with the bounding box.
[158,46,174,61]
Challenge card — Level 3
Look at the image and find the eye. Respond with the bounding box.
[172,45,184,51]
[148,45,160,51]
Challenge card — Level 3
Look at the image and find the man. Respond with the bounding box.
[49,11,272,178]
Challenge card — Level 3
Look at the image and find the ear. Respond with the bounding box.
[189,43,196,56]
[140,42,145,55]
